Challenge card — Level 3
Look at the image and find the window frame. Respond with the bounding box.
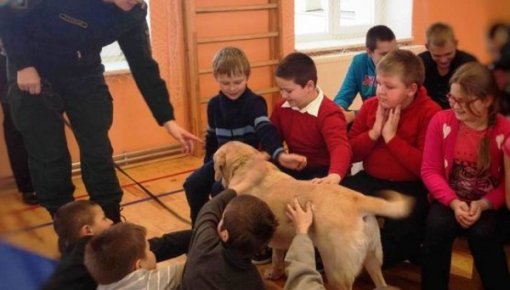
[295,0,412,53]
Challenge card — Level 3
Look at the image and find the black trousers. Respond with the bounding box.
[6,74,122,216]
[280,165,329,181]
[341,170,429,268]
[1,53,33,194]
[150,229,193,262]
[421,202,510,290]
[2,100,33,194]
[498,208,510,243]
[183,159,224,226]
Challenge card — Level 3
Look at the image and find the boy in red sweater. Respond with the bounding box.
[342,49,441,268]
[270,52,352,184]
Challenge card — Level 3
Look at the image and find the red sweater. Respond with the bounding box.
[349,87,441,181]
[270,96,352,178]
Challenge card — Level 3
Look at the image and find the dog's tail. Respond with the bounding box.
[358,190,415,219]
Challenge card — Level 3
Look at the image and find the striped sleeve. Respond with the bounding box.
[147,263,184,290]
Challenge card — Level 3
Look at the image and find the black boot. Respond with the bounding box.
[46,208,57,220]
[101,203,121,223]
[21,192,39,205]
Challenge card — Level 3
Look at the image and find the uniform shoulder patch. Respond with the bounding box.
[59,13,88,29]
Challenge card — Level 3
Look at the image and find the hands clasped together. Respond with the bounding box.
[450,199,491,229]
[369,103,401,143]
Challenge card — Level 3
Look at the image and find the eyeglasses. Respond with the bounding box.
[447,93,477,106]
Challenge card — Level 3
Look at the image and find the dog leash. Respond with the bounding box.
[37,82,191,225]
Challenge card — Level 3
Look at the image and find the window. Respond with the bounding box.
[295,0,413,52]
[101,1,151,73]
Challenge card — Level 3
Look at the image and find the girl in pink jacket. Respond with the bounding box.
[421,62,510,290]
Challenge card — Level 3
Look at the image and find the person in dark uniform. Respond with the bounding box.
[0,40,37,205]
[0,0,200,222]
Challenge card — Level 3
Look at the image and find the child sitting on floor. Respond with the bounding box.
[84,222,183,290]
[180,152,278,290]
[42,200,191,290]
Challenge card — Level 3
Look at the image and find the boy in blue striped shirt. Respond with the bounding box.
[184,47,306,226]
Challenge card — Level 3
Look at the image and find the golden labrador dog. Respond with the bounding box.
[214,141,413,290]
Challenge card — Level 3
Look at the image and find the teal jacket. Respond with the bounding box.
[333,52,377,109]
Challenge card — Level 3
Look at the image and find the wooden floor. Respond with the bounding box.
[0,155,479,290]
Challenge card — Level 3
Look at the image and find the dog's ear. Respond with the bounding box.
[214,148,226,182]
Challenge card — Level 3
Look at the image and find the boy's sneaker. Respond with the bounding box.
[251,247,272,265]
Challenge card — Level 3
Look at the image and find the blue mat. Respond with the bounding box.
[0,240,57,290]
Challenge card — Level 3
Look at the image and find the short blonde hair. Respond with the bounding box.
[212,47,251,78]
[426,22,456,47]
[376,50,425,87]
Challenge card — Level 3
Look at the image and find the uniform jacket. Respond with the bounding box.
[2,0,174,124]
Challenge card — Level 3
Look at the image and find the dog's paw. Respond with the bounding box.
[264,267,285,280]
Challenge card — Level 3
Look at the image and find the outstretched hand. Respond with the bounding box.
[278,152,307,171]
[164,120,202,154]
[285,198,314,235]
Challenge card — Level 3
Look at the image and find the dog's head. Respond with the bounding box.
[213,141,265,188]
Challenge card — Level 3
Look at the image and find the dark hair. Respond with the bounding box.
[488,23,510,41]
[376,49,425,87]
[275,52,317,87]
[53,200,98,252]
[450,62,500,173]
[222,195,278,257]
[494,41,510,70]
[84,223,147,285]
[366,25,396,51]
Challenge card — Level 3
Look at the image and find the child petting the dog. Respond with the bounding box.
[283,198,325,290]
[283,198,401,290]
[184,47,305,227]
[42,200,191,290]
[342,49,441,268]
[421,62,510,290]
[84,223,183,290]
[181,154,279,290]
[271,52,352,184]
